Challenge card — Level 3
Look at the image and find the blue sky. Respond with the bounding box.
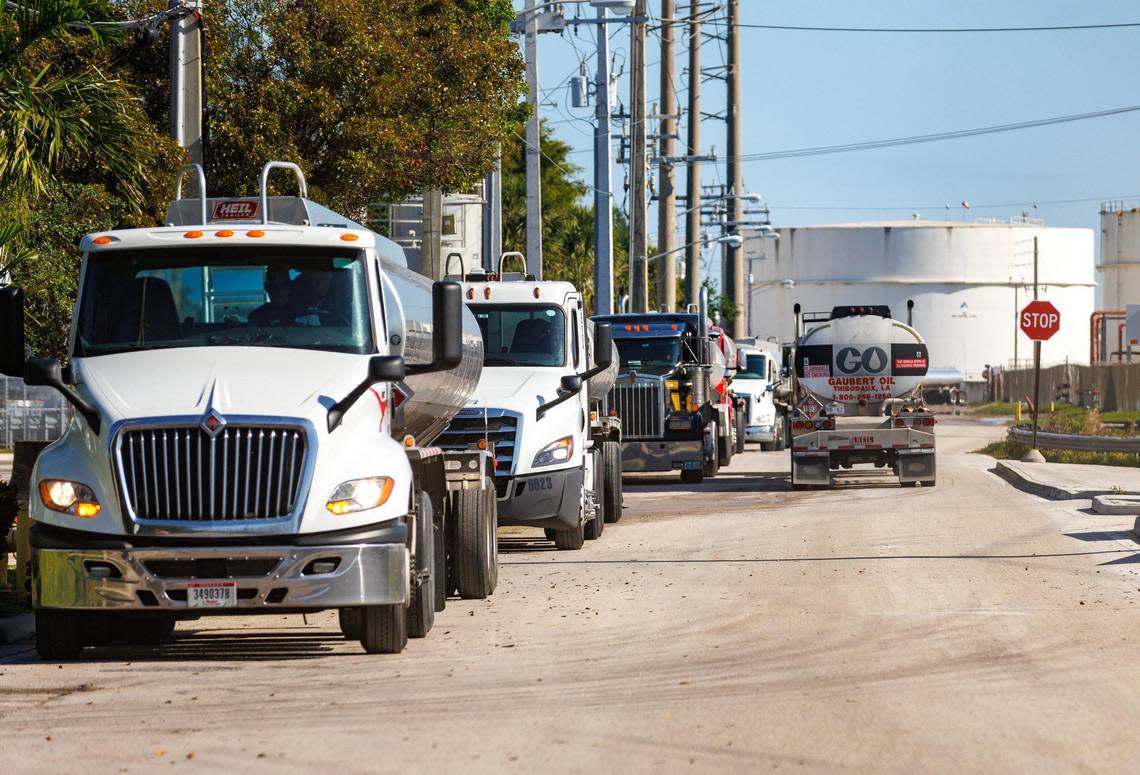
[523,1,1140,245]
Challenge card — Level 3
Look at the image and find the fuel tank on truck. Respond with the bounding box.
[795,313,929,408]
[379,257,483,445]
[585,319,620,403]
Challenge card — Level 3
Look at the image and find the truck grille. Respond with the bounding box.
[610,380,665,439]
[439,412,518,490]
[117,426,306,521]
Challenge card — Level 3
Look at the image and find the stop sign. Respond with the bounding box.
[1020,300,1061,341]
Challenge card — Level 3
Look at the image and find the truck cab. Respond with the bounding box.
[439,258,620,550]
[733,342,785,450]
[0,162,496,658]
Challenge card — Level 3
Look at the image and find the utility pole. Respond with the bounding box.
[524,0,543,279]
[655,0,677,312]
[593,4,615,315]
[1031,236,1041,450]
[724,0,744,337]
[482,151,502,272]
[629,0,649,312]
[421,189,443,280]
[684,2,702,308]
[169,0,203,166]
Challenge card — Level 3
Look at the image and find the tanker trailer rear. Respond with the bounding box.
[788,303,935,489]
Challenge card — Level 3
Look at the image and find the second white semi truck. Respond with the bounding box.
[439,257,623,550]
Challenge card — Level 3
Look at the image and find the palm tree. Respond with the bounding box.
[0,0,149,210]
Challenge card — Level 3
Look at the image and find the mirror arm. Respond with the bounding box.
[327,382,375,433]
[42,377,100,435]
[535,386,581,421]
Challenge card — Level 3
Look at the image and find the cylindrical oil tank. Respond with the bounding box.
[1099,204,1140,310]
[744,220,1095,378]
[585,320,620,402]
[796,313,928,406]
[380,258,483,445]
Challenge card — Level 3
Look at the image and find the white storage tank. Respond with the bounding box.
[744,220,1095,379]
[1099,203,1140,311]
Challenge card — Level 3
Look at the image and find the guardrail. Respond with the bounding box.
[1007,426,1140,453]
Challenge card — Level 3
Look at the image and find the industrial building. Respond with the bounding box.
[743,219,1096,382]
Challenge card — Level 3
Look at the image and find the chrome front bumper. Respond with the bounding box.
[745,424,775,442]
[34,543,409,611]
[620,440,704,472]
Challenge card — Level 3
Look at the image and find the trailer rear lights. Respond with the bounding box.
[215,229,235,238]
[894,418,906,428]
[804,421,814,430]
[302,558,341,575]
[326,477,394,515]
[39,480,101,518]
[183,230,204,239]
[246,229,265,238]
[793,420,805,429]
[92,235,116,245]
[340,233,359,242]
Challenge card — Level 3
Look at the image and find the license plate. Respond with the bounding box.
[186,581,237,608]
[678,460,703,470]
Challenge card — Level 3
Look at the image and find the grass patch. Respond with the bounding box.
[976,439,1140,468]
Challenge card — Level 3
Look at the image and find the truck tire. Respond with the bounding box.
[554,521,585,550]
[718,423,733,466]
[338,608,362,640]
[35,610,86,660]
[602,440,623,523]
[702,423,720,478]
[407,490,435,639]
[433,507,447,612]
[453,486,493,599]
[483,482,499,594]
[584,451,604,540]
[735,409,746,454]
[359,604,407,654]
[680,467,704,485]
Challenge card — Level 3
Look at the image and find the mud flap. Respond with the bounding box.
[897,450,936,483]
[792,453,830,486]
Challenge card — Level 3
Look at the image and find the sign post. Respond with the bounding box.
[1019,298,1061,460]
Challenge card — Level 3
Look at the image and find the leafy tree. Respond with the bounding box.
[0,0,183,358]
[501,125,644,314]
[139,0,526,214]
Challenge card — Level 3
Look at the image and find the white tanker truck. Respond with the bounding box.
[0,162,498,658]
[788,303,936,489]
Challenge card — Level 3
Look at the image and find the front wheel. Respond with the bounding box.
[453,485,495,599]
[735,409,746,454]
[359,604,407,654]
[406,490,435,639]
[35,610,86,661]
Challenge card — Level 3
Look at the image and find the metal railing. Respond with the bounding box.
[1007,426,1140,453]
[0,377,74,447]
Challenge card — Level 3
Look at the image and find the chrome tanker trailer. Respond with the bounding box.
[788,302,935,489]
[0,161,496,659]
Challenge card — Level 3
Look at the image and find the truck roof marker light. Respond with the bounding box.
[608,409,617,417]
[215,229,234,238]
[184,230,204,239]
[466,288,474,300]
[671,325,678,331]
[477,438,487,450]
[625,325,632,331]
[92,235,115,245]
[483,287,491,300]
[403,435,415,448]
[340,233,359,242]
[533,287,541,299]
[247,229,265,238]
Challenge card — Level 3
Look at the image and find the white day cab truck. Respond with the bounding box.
[787,303,936,489]
[0,162,501,659]
[439,256,622,550]
[732,338,786,451]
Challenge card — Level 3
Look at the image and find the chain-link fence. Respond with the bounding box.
[0,377,73,447]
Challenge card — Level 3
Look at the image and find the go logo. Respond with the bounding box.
[835,346,888,375]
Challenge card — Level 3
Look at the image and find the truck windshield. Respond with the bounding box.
[472,305,565,367]
[737,353,768,379]
[616,337,681,374]
[74,246,374,357]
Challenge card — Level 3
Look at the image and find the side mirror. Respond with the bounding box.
[560,374,582,393]
[592,323,613,369]
[407,280,463,375]
[0,287,25,378]
[369,354,406,382]
[736,351,746,371]
[25,356,101,434]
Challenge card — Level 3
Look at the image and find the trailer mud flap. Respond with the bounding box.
[793,453,830,486]
[897,450,936,483]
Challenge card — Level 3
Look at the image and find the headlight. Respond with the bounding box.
[38,480,100,518]
[326,477,394,515]
[533,436,573,467]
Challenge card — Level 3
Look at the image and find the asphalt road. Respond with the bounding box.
[3,415,1140,773]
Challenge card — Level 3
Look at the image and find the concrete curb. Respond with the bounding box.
[1093,495,1140,515]
[0,612,33,644]
[992,460,1138,501]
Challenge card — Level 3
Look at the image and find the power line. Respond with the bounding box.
[740,104,1140,162]
[738,21,1140,33]
[769,194,1140,212]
